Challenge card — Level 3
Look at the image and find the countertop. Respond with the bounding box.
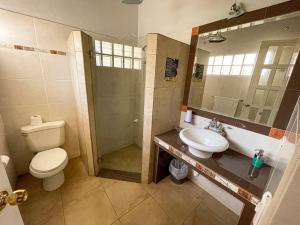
[154,130,273,199]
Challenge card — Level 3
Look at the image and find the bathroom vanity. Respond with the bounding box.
[153,130,272,225]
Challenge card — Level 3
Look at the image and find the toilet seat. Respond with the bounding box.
[30,148,68,178]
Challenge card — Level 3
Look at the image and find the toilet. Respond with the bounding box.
[21,121,68,191]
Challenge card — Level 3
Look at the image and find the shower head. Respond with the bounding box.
[208,32,226,43]
[122,0,143,4]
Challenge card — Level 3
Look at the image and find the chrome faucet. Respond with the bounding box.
[206,118,226,136]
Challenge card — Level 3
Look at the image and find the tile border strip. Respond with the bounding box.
[0,42,67,56]
[155,137,260,206]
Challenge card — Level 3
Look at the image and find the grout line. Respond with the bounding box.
[32,18,50,115]
[101,178,151,221]
[59,188,67,225]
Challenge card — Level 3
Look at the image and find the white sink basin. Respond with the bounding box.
[179,128,229,158]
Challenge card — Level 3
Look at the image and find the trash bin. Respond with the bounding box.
[169,159,188,184]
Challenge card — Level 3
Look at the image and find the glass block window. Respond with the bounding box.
[95,40,142,70]
[207,53,257,76]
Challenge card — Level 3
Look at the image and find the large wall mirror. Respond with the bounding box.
[185,3,300,134]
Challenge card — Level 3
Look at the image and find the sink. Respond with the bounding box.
[179,128,229,158]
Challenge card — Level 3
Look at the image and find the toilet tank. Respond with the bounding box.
[21,121,65,153]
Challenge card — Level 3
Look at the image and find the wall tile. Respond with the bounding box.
[0,105,51,135]
[0,10,36,47]
[0,48,42,79]
[34,19,73,51]
[0,79,47,108]
[144,54,156,88]
[45,80,75,104]
[48,103,77,124]
[40,53,71,80]
[0,114,17,187]
[63,123,80,158]
[146,34,158,55]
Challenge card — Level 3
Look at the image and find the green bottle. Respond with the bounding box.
[252,149,264,168]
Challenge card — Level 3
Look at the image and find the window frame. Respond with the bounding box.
[95,40,142,70]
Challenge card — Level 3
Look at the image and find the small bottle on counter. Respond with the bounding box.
[252,149,264,169]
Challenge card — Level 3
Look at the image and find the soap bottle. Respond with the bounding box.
[252,149,264,168]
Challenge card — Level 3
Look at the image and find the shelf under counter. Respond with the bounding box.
[153,129,273,225]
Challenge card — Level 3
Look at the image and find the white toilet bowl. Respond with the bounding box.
[29,148,68,191]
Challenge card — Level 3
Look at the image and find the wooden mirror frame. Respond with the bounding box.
[183,0,300,135]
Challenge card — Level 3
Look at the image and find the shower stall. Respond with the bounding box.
[91,36,145,180]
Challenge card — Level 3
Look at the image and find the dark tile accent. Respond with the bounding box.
[269,127,285,139]
[14,45,23,50]
[265,0,300,18]
[50,50,58,54]
[98,168,141,183]
[189,107,271,135]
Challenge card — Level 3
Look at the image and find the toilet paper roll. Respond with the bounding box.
[0,155,9,167]
[184,110,193,123]
[30,115,43,126]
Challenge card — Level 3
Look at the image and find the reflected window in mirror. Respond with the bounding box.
[188,11,300,126]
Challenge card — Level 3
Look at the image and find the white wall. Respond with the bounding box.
[0,0,138,40]
[138,0,289,43]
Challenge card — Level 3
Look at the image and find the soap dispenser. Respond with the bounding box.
[252,149,264,168]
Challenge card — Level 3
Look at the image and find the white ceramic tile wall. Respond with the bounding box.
[0,114,17,187]
[67,31,98,175]
[0,9,80,175]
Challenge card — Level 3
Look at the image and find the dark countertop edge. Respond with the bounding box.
[153,130,273,201]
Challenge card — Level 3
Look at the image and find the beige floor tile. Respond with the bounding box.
[64,189,117,225]
[183,203,225,225]
[101,144,142,173]
[145,177,206,224]
[104,179,150,217]
[99,177,119,189]
[17,173,42,194]
[19,189,64,225]
[201,195,239,225]
[64,158,88,182]
[61,176,103,206]
[120,197,174,225]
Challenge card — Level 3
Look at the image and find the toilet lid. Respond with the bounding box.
[31,148,68,173]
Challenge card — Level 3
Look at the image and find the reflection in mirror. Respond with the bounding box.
[188,12,300,126]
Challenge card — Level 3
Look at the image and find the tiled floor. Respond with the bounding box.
[101,144,142,173]
[17,158,239,225]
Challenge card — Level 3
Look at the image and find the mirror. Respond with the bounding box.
[188,12,300,126]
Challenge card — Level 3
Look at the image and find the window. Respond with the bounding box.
[95,40,142,70]
[207,53,256,76]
